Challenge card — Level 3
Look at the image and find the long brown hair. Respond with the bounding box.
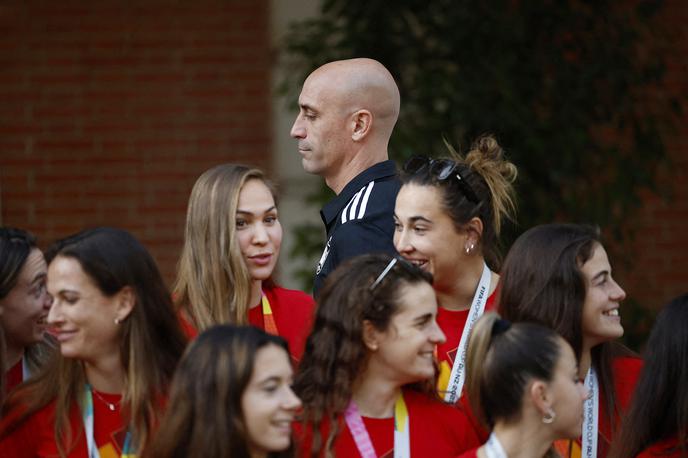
[294,254,434,458]
[611,293,688,458]
[147,325,293,458]
[499,223,633,446]
[1,228,187,457]
[402,134,517,270]
[173,164,276,329]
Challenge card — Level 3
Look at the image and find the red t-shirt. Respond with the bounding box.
[247,285,315,362]
[456,447,479,458]
[179,285,315,362]
[0,392,127,457]
[5,360,23,394]
[296,389,481,457]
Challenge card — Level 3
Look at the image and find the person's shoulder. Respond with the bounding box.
[269,285,315,308]
[612,354,643,379]
[636,436,684,457]
[455,447,480,458]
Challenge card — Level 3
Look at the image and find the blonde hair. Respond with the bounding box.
[173,164,274,329]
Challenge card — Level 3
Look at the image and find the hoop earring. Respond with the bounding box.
[542,408,556,424]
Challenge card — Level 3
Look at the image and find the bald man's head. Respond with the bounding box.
[290,58,400,191]
[308,58,400,136]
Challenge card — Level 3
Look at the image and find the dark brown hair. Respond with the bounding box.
[498,223,633,447]
[611,293,688,458]
[294,254,434,457]
[401,134,517,270]
[2,227,187,457]
[146,325,292,458]
[466,312,562,428]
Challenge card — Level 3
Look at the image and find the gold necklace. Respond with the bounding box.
[91,388,120,411]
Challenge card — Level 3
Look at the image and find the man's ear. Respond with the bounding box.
[351,109,373,141]
[362,319,380,351]
[114,286,136,323]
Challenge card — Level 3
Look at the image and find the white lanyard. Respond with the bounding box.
[21,357,31,381]
[581,367,599,458]
[484,432,508,458]
[344,393,410,458]
[443,262,492,403]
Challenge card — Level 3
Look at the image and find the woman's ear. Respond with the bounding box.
[529,379,553,416]
[362,319,380,351]
[114,286,136,323]
[463,217,484,255]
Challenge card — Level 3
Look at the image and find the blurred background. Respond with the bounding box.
[1,0,685,349]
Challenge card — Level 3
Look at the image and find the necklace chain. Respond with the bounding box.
[91,388,120,411]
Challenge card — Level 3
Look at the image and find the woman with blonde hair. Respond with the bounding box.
[174,164,314,361]
[394,134,517,405]
[458,312,588,458]
[0,227,187,457]
[147,324,301,458]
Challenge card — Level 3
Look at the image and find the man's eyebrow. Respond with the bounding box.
[299,103,317,112]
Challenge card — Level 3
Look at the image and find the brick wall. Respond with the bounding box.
[615,0,688,312]
[0,1,272,284]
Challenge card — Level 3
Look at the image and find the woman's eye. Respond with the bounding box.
[264,215,277,224]
[236,219,247,228]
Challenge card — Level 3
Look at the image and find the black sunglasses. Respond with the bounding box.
[403,155,481,205]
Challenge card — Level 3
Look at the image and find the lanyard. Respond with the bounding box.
[581,367,599,458]
[261,291,279,335]
[344,392,410,458]
[21,357,30,381]
[82,384,134,458]
[443,262,491,403]
[484,432,508,458]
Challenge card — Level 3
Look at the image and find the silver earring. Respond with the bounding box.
[114,318,120,325]
[542,408,556,424]
[465,242,475,255]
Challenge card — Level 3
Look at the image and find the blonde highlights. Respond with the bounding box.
[174,164,273,329]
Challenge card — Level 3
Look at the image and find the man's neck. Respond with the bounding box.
[326,149,388,195]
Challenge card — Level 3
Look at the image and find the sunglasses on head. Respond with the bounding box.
[403,155,481,205]
[369,256,420,291]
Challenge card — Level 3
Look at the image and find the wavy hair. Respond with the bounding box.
[294,254,434,458]
[173,164,276,330]
[402,134,517,270]
[146,325,293,458]
[1,227,187,457]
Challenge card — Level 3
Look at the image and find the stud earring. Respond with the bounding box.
[542,408,556,424]
[465,242,475,255]
[114,318,120,325]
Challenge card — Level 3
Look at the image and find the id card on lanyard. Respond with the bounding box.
[582,367,599,458]
[82,385,135,458]
[261,291,279,336]
[443,263,491,403]
[344,393,410,458]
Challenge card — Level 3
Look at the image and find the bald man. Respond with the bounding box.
[291,58,401,294]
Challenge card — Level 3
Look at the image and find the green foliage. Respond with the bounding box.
[281,0,680,343]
